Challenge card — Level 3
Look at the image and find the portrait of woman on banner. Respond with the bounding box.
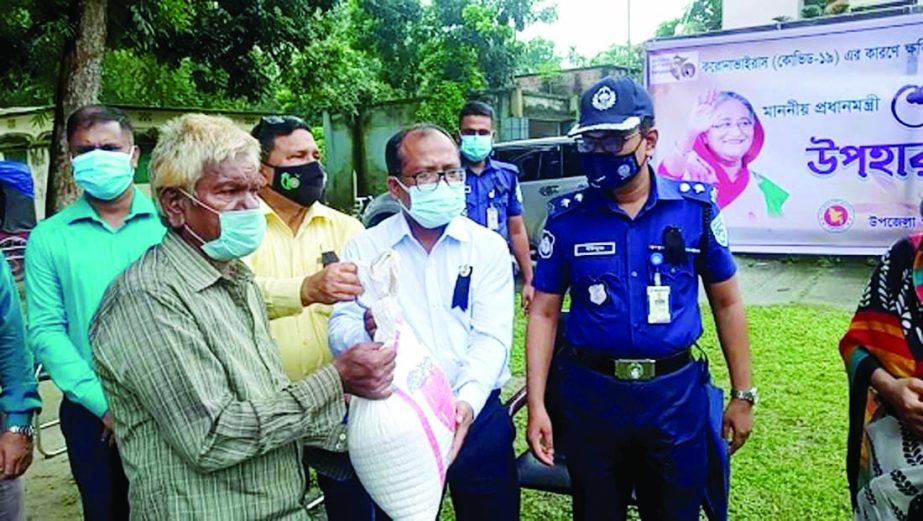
[658,90,789,220]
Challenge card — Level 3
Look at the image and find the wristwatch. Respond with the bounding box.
[6,425,34,439]
[731,387,759,406]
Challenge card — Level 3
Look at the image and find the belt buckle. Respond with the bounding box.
[614,359,656,381]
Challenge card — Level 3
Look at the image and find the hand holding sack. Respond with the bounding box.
[348,250,456,520]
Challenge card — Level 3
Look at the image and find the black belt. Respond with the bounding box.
[569,347,692,381]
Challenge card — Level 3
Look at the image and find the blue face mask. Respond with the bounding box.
[71,149,134,201]
[581,140,645,191]
[460,135,493,162]
[181,191,267,261]
[398,180,466,229]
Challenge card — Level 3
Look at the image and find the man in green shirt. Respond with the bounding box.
[25,105,166,520]
[90,113,395,520]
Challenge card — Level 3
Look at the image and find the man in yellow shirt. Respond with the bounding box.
[247,116,372,519]
[246,116,365,382]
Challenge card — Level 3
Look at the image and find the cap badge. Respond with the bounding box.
[591,86,617,111]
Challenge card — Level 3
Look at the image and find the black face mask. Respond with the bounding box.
[269,161,326,208]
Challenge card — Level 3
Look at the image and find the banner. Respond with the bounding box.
[646,12,923,255]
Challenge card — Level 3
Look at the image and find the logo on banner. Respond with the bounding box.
[818,199,855,233]
[891,85,923,129]
[648,52,699,85]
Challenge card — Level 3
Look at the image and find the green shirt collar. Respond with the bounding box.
[67,186,157,226]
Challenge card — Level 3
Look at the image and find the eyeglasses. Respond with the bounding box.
[402,168,466,192]
[575,132,640,154]
[710,119,754,132]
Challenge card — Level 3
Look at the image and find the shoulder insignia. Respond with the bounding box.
[547,191,585,220]
[679,181,715,205]
[711,212,730,248]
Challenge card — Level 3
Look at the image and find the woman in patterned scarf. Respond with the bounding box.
[840,231,923,519]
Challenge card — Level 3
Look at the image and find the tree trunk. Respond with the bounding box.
[349,112,371,196]
[45,0,108,216]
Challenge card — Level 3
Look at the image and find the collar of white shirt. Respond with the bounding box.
[385,213,472,249]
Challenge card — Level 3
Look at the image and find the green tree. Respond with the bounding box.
[591,44,644,80]
[0,0,338,213]
[655,0,722,37]
[565,46,590,68]
[353,0,554,131]
[516,37,561,75]
[273,1,393,118]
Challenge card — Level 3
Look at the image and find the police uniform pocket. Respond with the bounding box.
[572,273,626,314]
[659,263,696,317]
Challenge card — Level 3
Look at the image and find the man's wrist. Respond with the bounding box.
[300,274,318,306]
[730,387,759,406]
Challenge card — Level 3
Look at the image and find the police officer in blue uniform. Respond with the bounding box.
[458,101,535,311]
[525,77,756,520]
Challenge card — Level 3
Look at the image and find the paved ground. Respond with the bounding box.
[22,254,878,519]
[724,254,875,311]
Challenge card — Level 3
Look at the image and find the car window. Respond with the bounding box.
[538,147,562,181]
[561,143,585,178]
[495,147,542,182]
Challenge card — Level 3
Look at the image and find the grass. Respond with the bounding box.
[444,302,855,520]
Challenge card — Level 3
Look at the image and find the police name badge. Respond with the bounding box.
[647,286,671,324]
[487,207,500,231]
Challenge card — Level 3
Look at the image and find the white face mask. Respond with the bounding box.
[397,180,466,229]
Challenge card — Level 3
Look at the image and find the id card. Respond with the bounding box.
[647,286,672,324]
[487,206,500,231]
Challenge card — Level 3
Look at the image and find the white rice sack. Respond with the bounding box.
[348,250,456,521]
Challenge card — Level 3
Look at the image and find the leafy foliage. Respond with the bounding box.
[1,0,555,124]
[591,44,644,80]
[353,0,554,130]
[515,37,561,75]
[654,0,722,38]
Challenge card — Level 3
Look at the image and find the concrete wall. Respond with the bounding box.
[323,100,421,211]
[515,65,630,96]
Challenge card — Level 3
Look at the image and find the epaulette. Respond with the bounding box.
[676,180,717,206]
[546,191,586,220]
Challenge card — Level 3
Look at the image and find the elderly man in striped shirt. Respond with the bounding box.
[90,114,395,520]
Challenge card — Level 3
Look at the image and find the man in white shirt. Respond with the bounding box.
[328,124,519,520]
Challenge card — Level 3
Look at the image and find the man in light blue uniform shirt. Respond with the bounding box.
[329,124,519,520]
[459,101,534,312]
[0,254,40,521]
